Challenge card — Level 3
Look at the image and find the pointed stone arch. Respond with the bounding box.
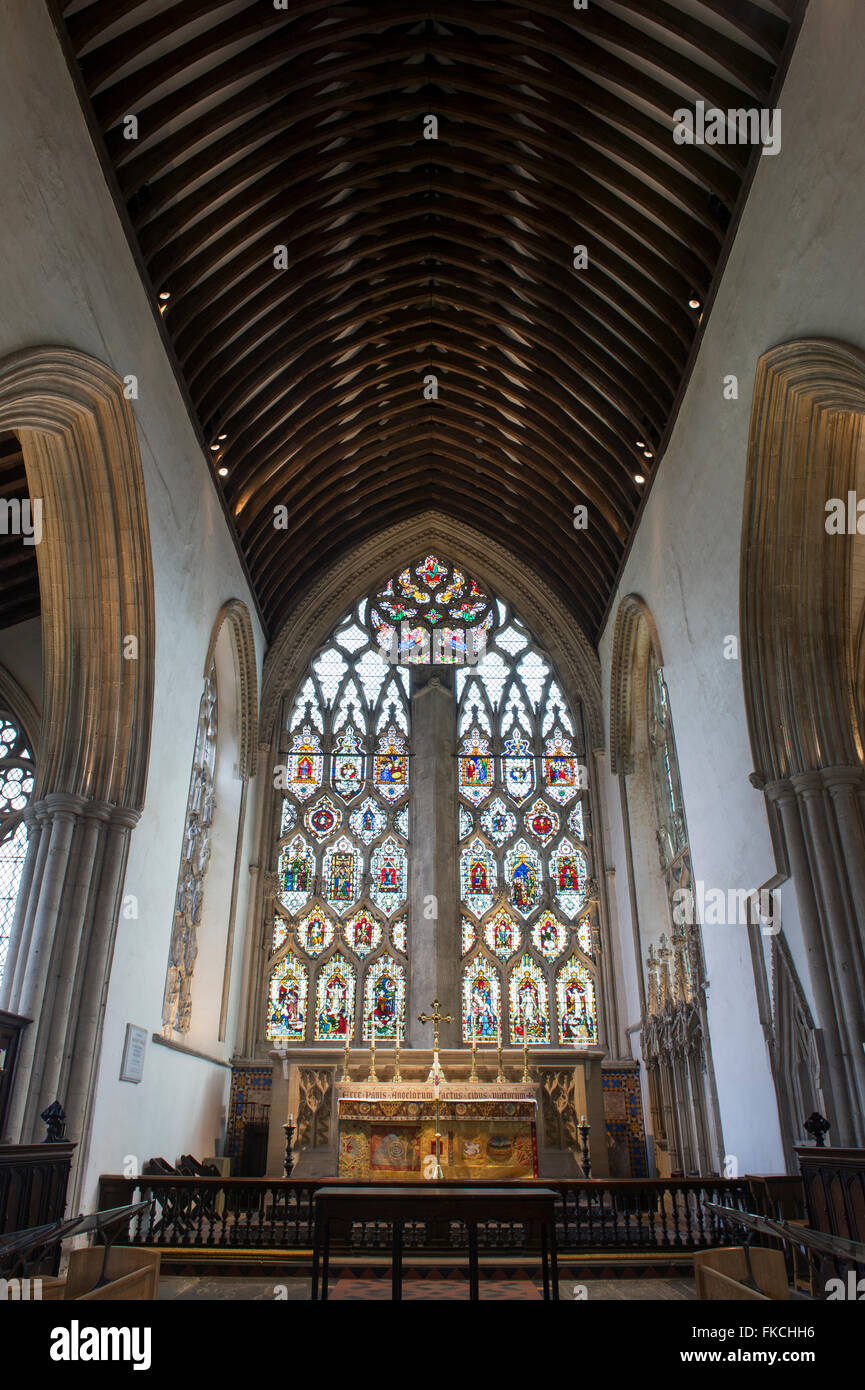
[742,338,865,782]
[607,590,723,1174]
[608,593,664,776]
[204,598,259,781]
[0,665,40,761]
[0,346,154,808]
[260,510,603,751]
[0,347,155,1188]
[741,337,865,1146]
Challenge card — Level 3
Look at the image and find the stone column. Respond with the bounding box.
[0,819,47,1014]
[687,1048,710,1174]
[0,793,138,1195]
[767,772,865,1145]
[587,748,624,1055]
[658,1061,681,1172]
[407,670,459,1048]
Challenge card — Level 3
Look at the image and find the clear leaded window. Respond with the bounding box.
[0,712,35,987]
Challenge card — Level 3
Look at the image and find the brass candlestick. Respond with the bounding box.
[393,1039,402,1082]
[521,1037,530,1083]
[368,1024,378,1083]
[496,1032,504,1083]
[342,1037,351,1081]
[469,1034,478,1082]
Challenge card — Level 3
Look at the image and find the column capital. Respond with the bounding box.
[24,792,140,829]
[763,766,865,801]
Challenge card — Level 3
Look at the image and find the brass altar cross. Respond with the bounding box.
[417,999,453,1052]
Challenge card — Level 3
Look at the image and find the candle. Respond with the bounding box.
[287,1111,294,1125]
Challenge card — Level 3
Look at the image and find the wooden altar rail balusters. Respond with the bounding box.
[96,1174,756,1256]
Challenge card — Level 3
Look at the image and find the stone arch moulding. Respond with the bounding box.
[0,347,155,1189]
[741,337,865,1147]
[608,594,664,776]
[204,598,259,781]
[0,346,155,811]
[259,509,603,751]
[0,664,40,762]
[741,337,865,784]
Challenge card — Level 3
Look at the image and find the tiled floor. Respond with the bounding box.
[158,1274,695,1301]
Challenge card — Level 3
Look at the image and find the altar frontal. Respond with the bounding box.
[337,1084,538,1180]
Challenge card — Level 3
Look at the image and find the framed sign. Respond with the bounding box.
[119,1024,148,1083]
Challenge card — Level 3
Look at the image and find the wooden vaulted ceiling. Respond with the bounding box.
[52,0,806,643]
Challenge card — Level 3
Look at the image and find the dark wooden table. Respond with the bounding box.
[311,1185,560,1301]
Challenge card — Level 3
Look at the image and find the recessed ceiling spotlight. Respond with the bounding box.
[688,294,701,310]
[218,465,228,477]
[635,439,645,449]
[217,432,227,442]
[209,442,220,452]
[158,289,171,301]
[643,449,654,459]
[634,473,646,484]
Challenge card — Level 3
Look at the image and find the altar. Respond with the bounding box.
[265,1045,611,1180]
[335,1080,539,1180]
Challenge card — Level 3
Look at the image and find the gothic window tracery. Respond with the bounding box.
[265,554,602,1051]
[0,711,35,987]
[456,596,599,1047]
[266,593,413,1043]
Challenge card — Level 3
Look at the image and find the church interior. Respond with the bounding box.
[1,0,865,1326]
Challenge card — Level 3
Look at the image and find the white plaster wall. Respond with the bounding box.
[0,2,266,1201]
[599,0,865,1174]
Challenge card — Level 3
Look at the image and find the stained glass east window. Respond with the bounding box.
[455,588,599,1048]
[265,592,413,1044]
[265,554,601,1053]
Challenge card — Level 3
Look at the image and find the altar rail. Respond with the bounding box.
[97,1175,754,1254]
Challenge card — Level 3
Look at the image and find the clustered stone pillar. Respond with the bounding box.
[407,670,459,1049]
[766,767,865,1147]
[0,793,138,1184]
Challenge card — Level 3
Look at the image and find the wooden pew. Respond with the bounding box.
[694,1246,789,1300]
